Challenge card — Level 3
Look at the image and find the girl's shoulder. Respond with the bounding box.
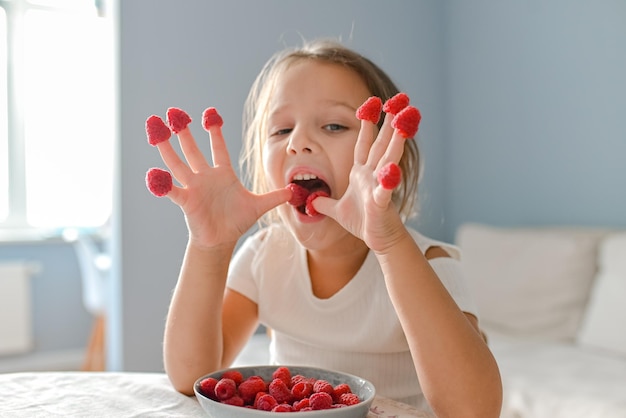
[406,226,461,260]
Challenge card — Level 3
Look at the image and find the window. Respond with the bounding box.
[0,0,114,235]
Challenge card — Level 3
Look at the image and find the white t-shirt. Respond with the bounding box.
[227,223,477,408]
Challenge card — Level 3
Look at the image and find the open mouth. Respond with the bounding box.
[288,176,331,215]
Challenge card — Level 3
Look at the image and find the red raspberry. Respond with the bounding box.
[253,391,267,408]
[290,375,307,386]
[383,92,410,115]
[221,370,244,385]
[291,381,313,400]
[202,107,223,130]
[339,392,361,406]
[272,366,292,387]
[309,392,333,410]
[214,378,237,401]
[145,115,171,146]
[268,378,292,404]
[238,376,267,405]
[255,394,278,411]
[332,383,352,403]
[293,398,310,411]
[305,190,329,217]
[166,107,192,134]
[356,96,383,124]
[198,377,219,401]
[220,395,244,406]
[272,404,294,412]
[391,105,421,139]
[377,162,402,190]
[287,183,309,207]
[145,168,172,197]
[313,379,334,395]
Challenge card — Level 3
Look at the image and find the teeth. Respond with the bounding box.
[292,173,317,181]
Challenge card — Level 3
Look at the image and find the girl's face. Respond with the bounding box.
[263,60,372,250]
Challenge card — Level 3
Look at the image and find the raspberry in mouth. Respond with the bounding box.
[287,177,331,215]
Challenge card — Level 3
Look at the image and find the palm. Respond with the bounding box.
[312,117,407,252]
[148,114,289,248]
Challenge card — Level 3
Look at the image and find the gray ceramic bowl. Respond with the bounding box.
[194,365,375,417]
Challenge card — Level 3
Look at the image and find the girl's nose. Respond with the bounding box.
[286,129,314,154]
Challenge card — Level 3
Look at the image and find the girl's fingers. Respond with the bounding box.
[353,120,376,165]
[308,195,335,219]
[176,127,210,172]
[373,184,394,208]
[156,140,193,185]
[378,130,407,170]
[366,113,395,167]
[254,187,292,217]
[206,125,232,167]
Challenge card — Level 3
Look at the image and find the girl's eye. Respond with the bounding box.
[271,128,292,137]
[324,124,347,132]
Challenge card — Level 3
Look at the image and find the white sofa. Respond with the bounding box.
[456,223,626,418]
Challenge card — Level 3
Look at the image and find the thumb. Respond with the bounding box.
[309,195,336,218]
[254,187,292,216]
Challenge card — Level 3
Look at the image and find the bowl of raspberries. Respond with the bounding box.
[194,365,375,417]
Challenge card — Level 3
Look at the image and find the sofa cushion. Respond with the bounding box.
[456,223,607,341]
[577,233,626,357]
[490,337,626,418]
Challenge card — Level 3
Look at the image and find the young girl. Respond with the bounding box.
[151,39,502,416]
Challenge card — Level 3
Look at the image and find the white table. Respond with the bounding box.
[0,371,433,417]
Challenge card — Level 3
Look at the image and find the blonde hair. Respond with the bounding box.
[241,39,421,223]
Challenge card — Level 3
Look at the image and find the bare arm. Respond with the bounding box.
[376,231,502,418]
[313,108,502,417]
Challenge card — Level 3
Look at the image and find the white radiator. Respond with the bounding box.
[0,262,37,355]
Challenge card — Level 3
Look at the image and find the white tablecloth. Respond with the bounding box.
[0,372,432,417]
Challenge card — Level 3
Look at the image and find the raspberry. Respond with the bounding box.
[309,392,333,410]
[238,376,267,405]
[272,366,292,387]
[253,391,267,408]
[291,381,313,400]
[145,168,172,197]
[145,115,171,146]
[383,92,410,115]
[287,183,309,207]
[221,370,244,385]
[166,107,192,134]
[313,379,333,395]
[356,96,383,124]
[220,395,244,407]
[290,375,306,386]
[198,377,219,401]
[255,394,278,411]
[391,105,421,138]
[268,378,292,404]
[339,392,361,406]
[214,378,237,401]
[293,398,310,411]
[305,190,329,217]
[332,383,352,403]
[272,404,294,412]
[377,162,402,190]
[202,107,223,130]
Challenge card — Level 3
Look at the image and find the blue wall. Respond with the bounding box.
[442,0,626,241]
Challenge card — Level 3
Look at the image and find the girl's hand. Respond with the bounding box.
[312,111,411,253]
[147,109,290,249]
